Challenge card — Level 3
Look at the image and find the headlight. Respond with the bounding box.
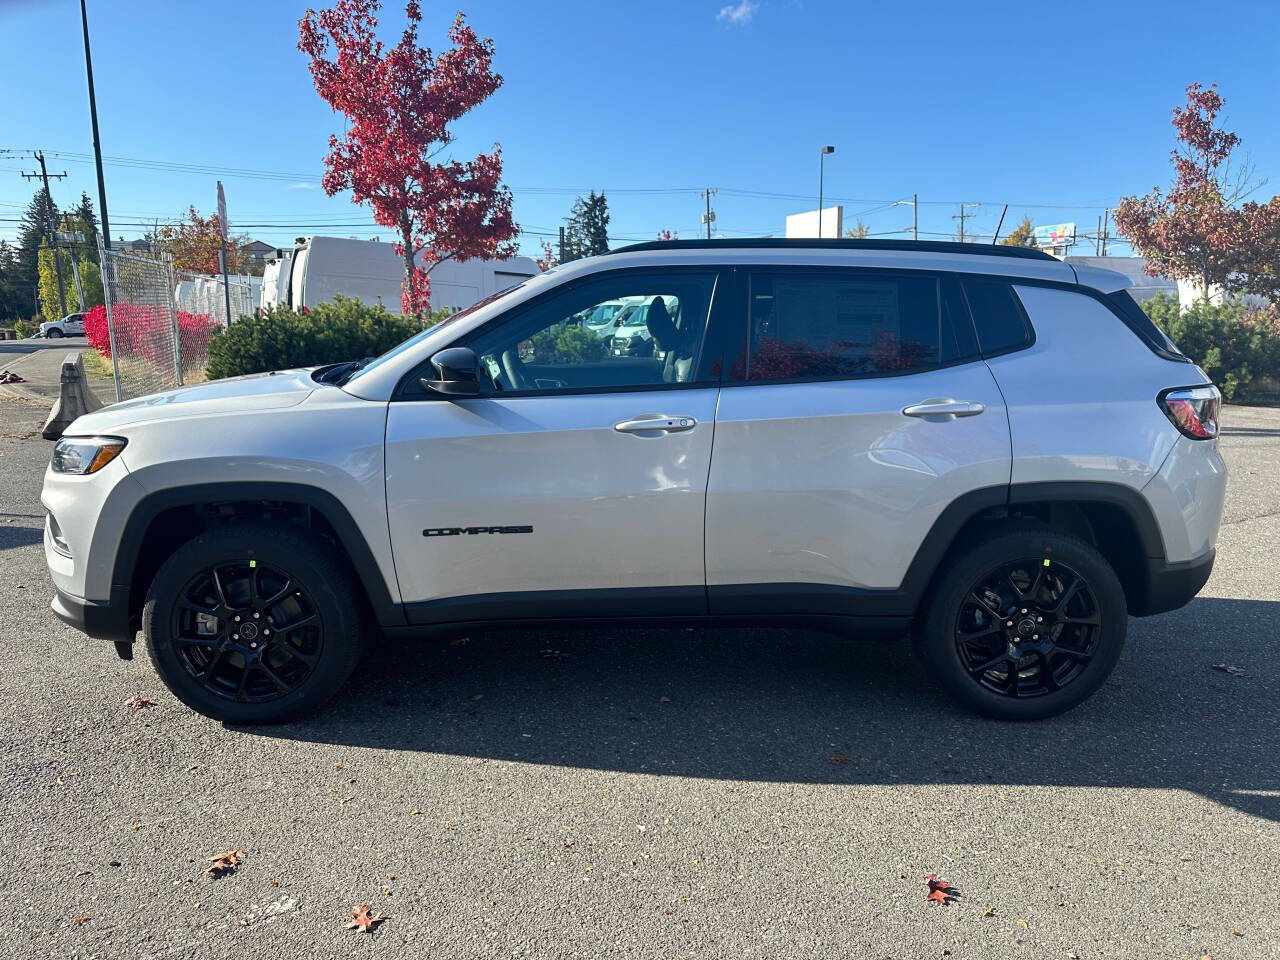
[51,436,127,474]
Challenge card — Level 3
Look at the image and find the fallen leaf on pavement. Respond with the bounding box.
[204,850,246,878]
[73,915,89,926]
[345,903,386,933]
[1016,918,1029,929]
[982,906,996,918]
[925,873,958,905]
[127,697,156,712]
[1212,663,1246,676]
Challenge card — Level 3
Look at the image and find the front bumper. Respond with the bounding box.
[51,583,135,643]
[1133,549,1215,616]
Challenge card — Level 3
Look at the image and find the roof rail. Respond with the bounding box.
[609,237,1057,262]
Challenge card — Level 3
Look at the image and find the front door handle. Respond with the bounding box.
[614,414,697,435]
[902,399,985,419]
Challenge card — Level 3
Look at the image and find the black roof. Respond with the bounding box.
[611,237,1056,262]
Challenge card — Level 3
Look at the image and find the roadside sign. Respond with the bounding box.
[216,181,229,240]
[1033,222,1076,248]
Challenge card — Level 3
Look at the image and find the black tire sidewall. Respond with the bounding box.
[144,523,362,723]
[919,529,1128,721]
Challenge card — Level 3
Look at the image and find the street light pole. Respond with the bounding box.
[818,145,835,239]
[80,0,111,251]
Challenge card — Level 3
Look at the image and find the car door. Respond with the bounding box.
[384,267,729,625]
[67,314,85,335]
[704,266,1012,616]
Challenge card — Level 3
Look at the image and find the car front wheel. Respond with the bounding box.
[46,328,63,338]
[143,522,364,723]
[917,528,1127,720]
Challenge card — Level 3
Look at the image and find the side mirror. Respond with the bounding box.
[421,346,481,396]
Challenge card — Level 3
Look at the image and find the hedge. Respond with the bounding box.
[83,303,220,370]
[1141,293,1280,400]
[205,297,429,379]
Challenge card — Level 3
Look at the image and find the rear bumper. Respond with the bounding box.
[51,584,135,643]
[1134,549,1215,616]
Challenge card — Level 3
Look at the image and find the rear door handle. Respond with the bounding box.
[902,399,985,419]
[614,414,697,434]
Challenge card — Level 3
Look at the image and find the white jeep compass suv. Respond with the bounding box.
[42,239,1225,723]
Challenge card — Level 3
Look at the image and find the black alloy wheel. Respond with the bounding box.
[917,528,1127,720]
[169,560,323,704]
[954,558,1101,699]
[144,521,363,723]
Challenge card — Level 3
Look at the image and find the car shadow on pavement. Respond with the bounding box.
[0,525,44,550]
[249,595,1280,821]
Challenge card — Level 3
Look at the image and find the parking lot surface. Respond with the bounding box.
[1,394,1277,959]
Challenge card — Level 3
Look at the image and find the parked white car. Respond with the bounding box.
[39,313,86,338]
[43,239,1225,724]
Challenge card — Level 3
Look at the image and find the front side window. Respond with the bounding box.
[732,270,971,381]
[458,272,718,394]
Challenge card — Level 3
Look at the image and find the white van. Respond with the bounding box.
[266,237,538,315]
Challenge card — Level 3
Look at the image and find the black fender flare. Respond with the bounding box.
[112,482,404,628]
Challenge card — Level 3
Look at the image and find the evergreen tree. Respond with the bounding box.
[563,191,610,261]
[17,187,59,307]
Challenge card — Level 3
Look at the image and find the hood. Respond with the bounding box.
[66,368,318,434]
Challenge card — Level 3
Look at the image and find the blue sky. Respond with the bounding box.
[2,0,1277,258]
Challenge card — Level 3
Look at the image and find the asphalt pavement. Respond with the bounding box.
[0,393,1277,960]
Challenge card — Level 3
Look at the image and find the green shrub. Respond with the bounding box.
[205,296,428,379]
[13,317,32,339]
[529,323,608,364]
[1141,292,1280,401]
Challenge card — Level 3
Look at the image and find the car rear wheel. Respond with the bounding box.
[143,522,364,723]
[917,528,1127,720]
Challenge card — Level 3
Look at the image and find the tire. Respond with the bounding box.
[916,527,1127,721]
[143,521,364,723]
[47,327,63,338]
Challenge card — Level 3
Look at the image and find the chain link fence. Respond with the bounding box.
[94,238,239,402]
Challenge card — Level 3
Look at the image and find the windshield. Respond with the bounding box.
[340,281,528,387]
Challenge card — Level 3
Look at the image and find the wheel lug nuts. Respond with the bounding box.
[253,612,260,619]
[1020,608,1027,614]
[250,642,258,649]
[232,633,239,640]
[233,615,241,622]
[1032,634,1039,640]
[1006,621,1014,627]
[1037,616,1043,622]
[262,629,270,636]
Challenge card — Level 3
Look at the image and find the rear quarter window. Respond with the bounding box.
[1105,290,1188,362]
[961,280,1034,356]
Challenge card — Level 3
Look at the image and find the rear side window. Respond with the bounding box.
[962,280,1034,356]
[1105,290,1188,362]
[732,270,973,381]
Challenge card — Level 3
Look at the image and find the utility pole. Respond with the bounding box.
[558,225,566,265]
[1101,208,1110,256]
[80,0,111,251]
[21,151,69,316]
[912,193,918,241]
[701,187,717,239]
[952,202,980,243]
[1096,214,1102,256]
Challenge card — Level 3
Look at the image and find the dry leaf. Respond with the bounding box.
[925,873,957,905]
[72,915,89,926]
[663,908,673,916]
[345,903,386,933]
[127,696,156,712]
[204,849,246,878]
[1016,918,1029,929]
[982,906,996,918]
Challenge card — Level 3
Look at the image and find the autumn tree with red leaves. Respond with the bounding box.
[535,239,556,272]
[163,206,241,275]
[1115,83,1280,302]
[298,0,518,314]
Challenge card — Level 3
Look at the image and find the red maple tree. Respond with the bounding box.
[535,239,556,272]
[163,206,240,276]
[1114,83,1280,302]
[299,0,518,314]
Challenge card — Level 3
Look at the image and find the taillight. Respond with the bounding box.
[1160,385,1221,439]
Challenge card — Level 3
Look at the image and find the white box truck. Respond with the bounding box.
[260,237,538,314]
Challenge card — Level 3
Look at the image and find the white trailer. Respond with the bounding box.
[261,236,538,314]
